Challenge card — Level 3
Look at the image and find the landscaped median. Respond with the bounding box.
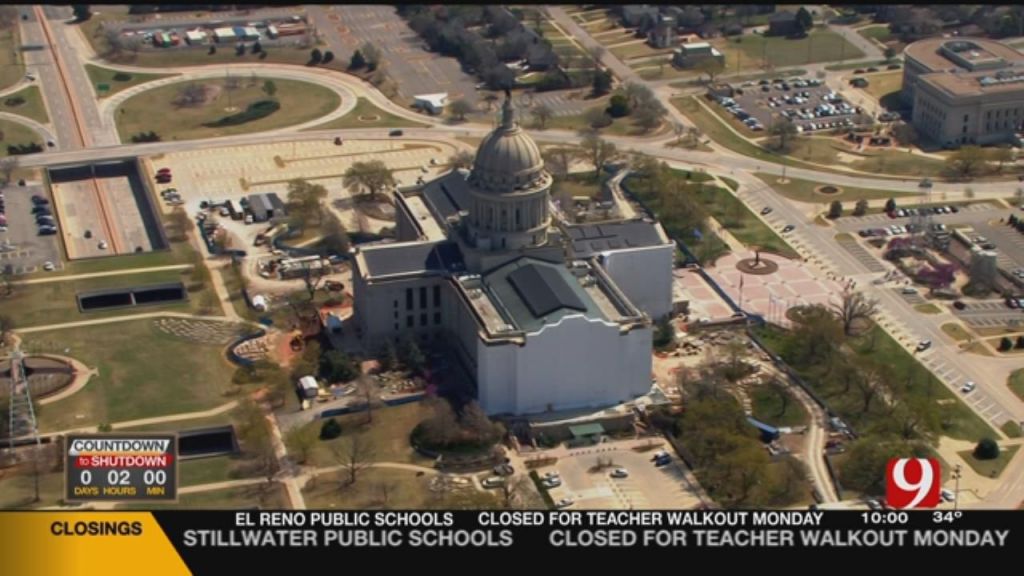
[84,64,177,98]
[114,77,342,142]
[1,85,50,125]
[752,173,915,203]
[303,97,430,131]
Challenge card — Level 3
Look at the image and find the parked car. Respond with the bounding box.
[940,489,955,502]
[960,381,976,394]
[389,129,404,137]
[42,261,55,271]
[609,468,629,479]
[481,477,505,489]
[157,167,172,175]
[901,287,918,295]
[782,224,795,233]
[555,497,574,509]
[915,339,932,352]
[761,207,773,215]
[38,227,57,236]
[953,300,967,310]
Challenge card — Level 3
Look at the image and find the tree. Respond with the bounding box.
[332,435,375,486]
[679,6,705,29]
[482,92,500,111]
[531,103,553,129]
[449,98,473,121]
[237,400,278,482]
[360,42,381,70]
[592,69,613,95]
[260,80,277,99]
[173,82,209,107]
[399,337,426,375]
[322,51,335,65]
[999,337,1013,351]
[0,156,19,185]
[342,160,396,201]
[285,426,318,465]
[349,49,366,70]
[974,437,999,460]
[0,265,13,299]
[831,289,879,336]
[418,397,461,447]
[769,119,798,152]
[796,7,814,32]
[828,200,843,219]
[320,418,342,440]
[309,48,323,65]
[378,340,400,372]
[634,100,666,133]
[319,208,350,257]
[884,198,898,213]
[448,150,475,169]
[884,46,897,62]
[853,199,869,216]
[990,146,1014,172]
[354,375,384,424]
[695,57,725,84]
[542,146,580,178]
[583,107,612,130]
[623,82,652,109]
[286,178,329,228]
[0,314,14,346]
[320,350,359,383]
[72,5,92,22]
[945,145,986,179]
[606,94,631,118]
[580,133,617,178]
[586,44,605,70]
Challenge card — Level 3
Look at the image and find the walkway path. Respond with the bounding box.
[14,264,192,285]
[43,399,240,437]
[0,111,57,144]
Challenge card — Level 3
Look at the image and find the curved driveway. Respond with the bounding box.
[0,111,56,144]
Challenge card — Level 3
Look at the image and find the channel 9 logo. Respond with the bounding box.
[886,458,940,509]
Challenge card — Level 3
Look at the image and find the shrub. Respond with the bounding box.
[974,437,999,460]
[7,142,43,155]
[319,418,342,440]
[112,72,133,82]
[999,337,1013,351]
[606,94,630,118]
[203,99,280,127]
[323,50,335,64]
[4,96,26,107]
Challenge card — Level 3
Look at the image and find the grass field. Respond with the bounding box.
[914,303,942,314]
[750,385,810,427]
[1002,421,1022,438]
[115,77,341,142]
[22,234,199,280]
[692,183,799,257]
[302,401,433,467]
[1,85,50,125]
[544,101,666,137]
[730,29,864,69]
[753,173,914,203]
[2,268,217,328]
[119,483,289,510]
[0,119,43,155]
[21,318,245,432]
[755,323,994,443]
[610,41,675,61]
[79,12,344,72]
[0,27,24,91]
[84,64,177,98]
[860,70,903,102]
[958,444,1020,478]
[1011,369,1024,402]
[302,467,501,509]
[303,97,430,131]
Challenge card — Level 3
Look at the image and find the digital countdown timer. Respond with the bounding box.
[64,433,178,502]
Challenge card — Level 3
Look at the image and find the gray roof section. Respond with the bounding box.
[360,241,464,279]
[484,258,603,332]
[565,220,668,258]
[421,170,471,222]
[507,263,586,318]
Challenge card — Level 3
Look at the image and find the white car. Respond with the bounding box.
[960,381,976,394]
[42,261,55,271]
[481,476,505,489]
[555,497,574,508]
[98,241,108,250]
[609,468,629,479]
[542,477,562,488]
[940,489,955,502]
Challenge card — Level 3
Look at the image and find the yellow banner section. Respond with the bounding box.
[0,512,190,576]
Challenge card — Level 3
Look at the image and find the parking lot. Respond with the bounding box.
[0,184,64,274]
[539,445,704,510]
[110,10,312,51]
[951,300,1024,328]
[721,77,862,134]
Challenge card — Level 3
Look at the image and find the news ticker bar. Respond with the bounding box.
[1,510,1021,574]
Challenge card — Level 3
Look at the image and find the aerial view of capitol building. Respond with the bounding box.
[351,96,674,415]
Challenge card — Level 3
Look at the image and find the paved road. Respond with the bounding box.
[18,7,77,149]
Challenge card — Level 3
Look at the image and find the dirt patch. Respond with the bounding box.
[736,256,779,275]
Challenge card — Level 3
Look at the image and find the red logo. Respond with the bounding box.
[886,458,940,509]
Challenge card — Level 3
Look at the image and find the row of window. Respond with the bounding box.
[399,286,441,312]
[393,312,442,331]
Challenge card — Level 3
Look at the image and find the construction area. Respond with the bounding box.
[47,161,167,260]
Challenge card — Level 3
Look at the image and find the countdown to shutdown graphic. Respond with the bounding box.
[64,434,178,502]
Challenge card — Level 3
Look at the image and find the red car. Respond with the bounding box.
[157,168,172,175]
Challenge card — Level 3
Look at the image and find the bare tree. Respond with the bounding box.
[449,98,474,122]
[830,289,879,336]
[0,155,20,185]
[580,133,618,178]
[301,263,325,301]
[1,266,14,299]
[374,480,398,508]
[542,146,581,178]
[497,474,533,509]
[173,83,209,107]
[0,313,16,346]
[531,103,553,129]
[103,25,125,59]
[284,425,318,465]
[354,375,383,424]
[587,45,606,70]
[237,400,279,483]
[332,435,375,486]
[672,122,686,144]
[482,93,500,112]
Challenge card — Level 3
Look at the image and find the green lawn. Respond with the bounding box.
[0,119,43,156]
[755,323,995,443]
[119,483,289,510]
[115,77,341,142]
[610,41,675,61]
[84,64,177,98]
[303,97,430,131]
[692,183,799,257]
[861,70,903,102]
[750,385,810,427]
[858,26,893,44]
[733,29,864,69]
[754,173,914,203]
[958,445,1020,479]
[1009,369,1024,402]
[20,235,198,280]
[303,401,433,467]
[79,12,343,72]
[824,59,895,71]
[1001,421,1022,439]
[0,27,24,91]
[302,467,501,509]
[544,103,666,137]
[3,268,217,328]
[21,318,246,432]
[1,85,50,125]
[914,303,942,314]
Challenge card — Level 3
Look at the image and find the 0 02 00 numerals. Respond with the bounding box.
[78,469,165,485]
